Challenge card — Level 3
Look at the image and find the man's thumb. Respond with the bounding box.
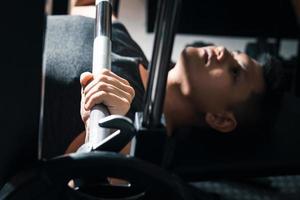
[80,71,93,86]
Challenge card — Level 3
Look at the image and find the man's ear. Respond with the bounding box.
[205,111,237,133]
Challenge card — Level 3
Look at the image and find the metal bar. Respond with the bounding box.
[296,36,300,96]
[112,0,120,17]
[142,0,182,128]
[87,0,112,150]
[95,0,112,38]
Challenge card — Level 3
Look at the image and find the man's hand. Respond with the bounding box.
[80,69,135,126]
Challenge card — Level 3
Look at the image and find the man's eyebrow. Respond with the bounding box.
[232,50,247,69]
[232,50,242,54]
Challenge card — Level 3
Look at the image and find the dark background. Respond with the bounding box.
[147,0,299,38]
[0,0,45,186]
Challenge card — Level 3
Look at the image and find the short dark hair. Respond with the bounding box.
[231,53,293,135]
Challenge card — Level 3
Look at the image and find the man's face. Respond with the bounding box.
[173,46,265,114]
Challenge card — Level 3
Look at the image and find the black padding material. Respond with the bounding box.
[0,0,45,187]
[271,93,300,157]
[191,176,300,200]
[42,16,92,159]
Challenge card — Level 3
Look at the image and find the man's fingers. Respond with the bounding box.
[84,74,134,98]
[80,69,134,116]
[85,91,130,115]
[105,70,131,86]
[84,82,133,109]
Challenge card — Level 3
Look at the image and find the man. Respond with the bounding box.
[80,46,264,134]
[66,14,284,153]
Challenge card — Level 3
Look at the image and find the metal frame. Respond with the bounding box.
[142,0,182,128]
[80,0,113,152]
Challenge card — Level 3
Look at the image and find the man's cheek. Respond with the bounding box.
[209,68,225,79]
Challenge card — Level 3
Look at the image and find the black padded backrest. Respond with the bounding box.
[0,1,45,186]
[42,16,94,159]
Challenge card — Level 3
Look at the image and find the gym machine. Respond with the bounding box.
[1,0,300,199]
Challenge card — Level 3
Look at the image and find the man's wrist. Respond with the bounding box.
[84,122,90,142]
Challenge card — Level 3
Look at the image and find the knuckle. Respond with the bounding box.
[101,69,110,75]
[98,75,108,82]
[124,79,130,85]
[130,87,135,97]
[97,82,107,91]
[123,98,130,107]
[126,86,135,99]
[96,91,107,98]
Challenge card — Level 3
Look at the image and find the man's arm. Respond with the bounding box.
[75,0,95,6]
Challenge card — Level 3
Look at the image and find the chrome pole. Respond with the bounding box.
[87,0,112,150]
[142,0,182,128]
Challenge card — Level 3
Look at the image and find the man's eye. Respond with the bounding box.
[231,66,241,81]
[233,50,241,54]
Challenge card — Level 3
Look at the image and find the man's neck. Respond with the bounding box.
[164,76,200,135]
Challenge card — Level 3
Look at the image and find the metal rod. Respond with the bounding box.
[142,0,182,128]
[87,0,112,149]
[38,1,47,160]
[112,0,120,17]
[296,35,300,96]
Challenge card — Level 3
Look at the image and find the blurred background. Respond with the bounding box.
[47,0,299,62]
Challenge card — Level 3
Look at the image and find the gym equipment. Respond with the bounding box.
[1,0,300,199]
[0,0,187,199]
[78,0,142,153]
[79,0,112,152]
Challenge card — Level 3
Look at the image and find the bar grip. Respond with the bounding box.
[87,0,112,149]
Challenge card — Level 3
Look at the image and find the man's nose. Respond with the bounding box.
[215,46,227,63]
